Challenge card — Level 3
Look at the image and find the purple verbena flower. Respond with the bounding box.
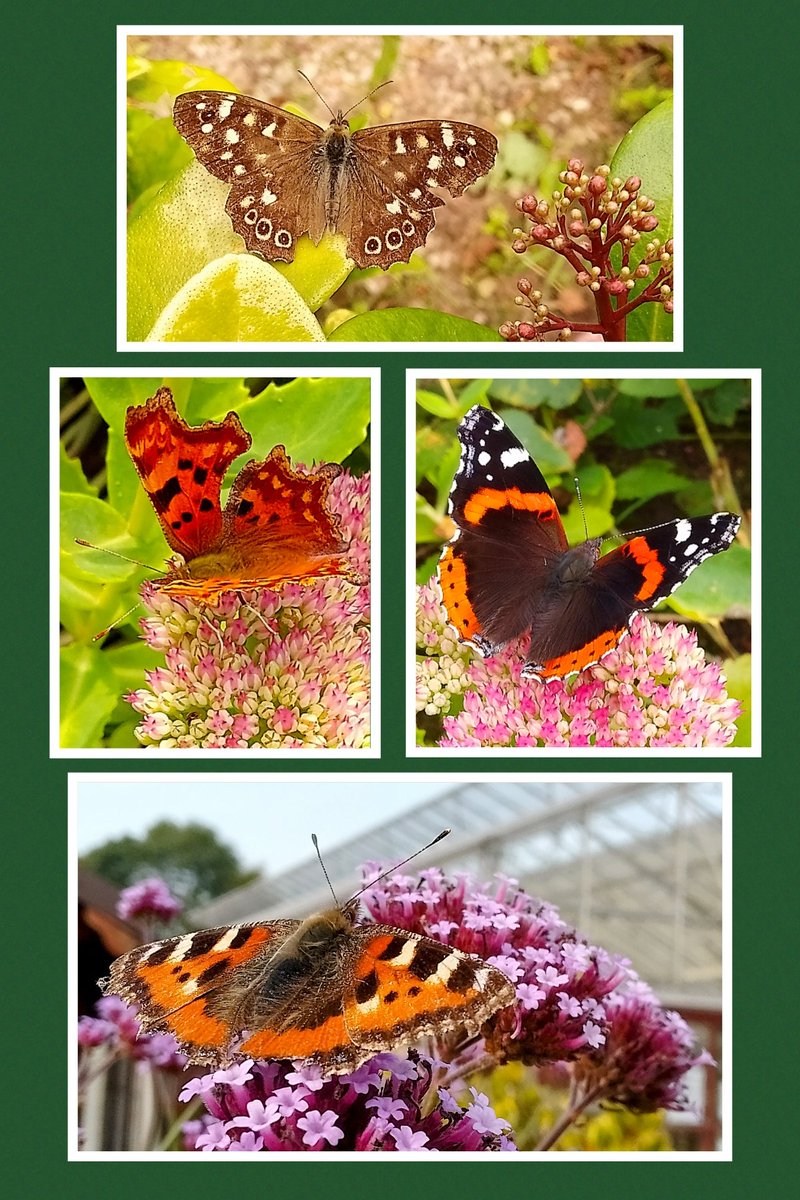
[116,876,182,923]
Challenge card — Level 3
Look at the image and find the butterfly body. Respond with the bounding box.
[103,900,515,1073]
[173,90,497,269]
[124,388,360,603]
[439,405,741,679]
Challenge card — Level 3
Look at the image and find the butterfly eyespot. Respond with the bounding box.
[402,220,415,238]
[244,208,259,225]
[255,217,273,241]
[455,141,469,156]
[364,236,382,255]
[275,229,293,248]
[386,228,403,250]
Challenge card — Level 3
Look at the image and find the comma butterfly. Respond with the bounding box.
[102,832,515,1073]
[121,387,362,602]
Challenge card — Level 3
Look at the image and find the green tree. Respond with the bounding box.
[81,821,259,912]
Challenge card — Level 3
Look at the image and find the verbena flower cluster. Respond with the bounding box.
[78,996,186,1072]
[361,866,627,1071]
[180,1053,515,1152]
[82,867,712,1152]
[417,581,740,748]
[500,160,674,343]
[116,877,182,923]
[574,980,715,1114]
[126,471,370,749]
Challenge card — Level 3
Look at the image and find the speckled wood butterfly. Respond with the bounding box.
[173,89,497,270]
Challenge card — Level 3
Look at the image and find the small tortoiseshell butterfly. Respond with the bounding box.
[123,387,362,602]
[102,837,515,1073]
[439,405,741,679]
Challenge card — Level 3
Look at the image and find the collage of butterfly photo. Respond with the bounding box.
[57,23,758,1164]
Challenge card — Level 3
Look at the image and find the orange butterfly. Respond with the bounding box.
[102,833,515,1074]
[122,387,362,601]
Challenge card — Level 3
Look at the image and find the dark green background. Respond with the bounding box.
[10,0,793,1190]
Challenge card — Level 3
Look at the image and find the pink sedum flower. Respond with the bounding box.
[417,581,740,748]
[127,472,370,749]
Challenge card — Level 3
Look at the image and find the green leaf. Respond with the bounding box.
[238,378,371,463]
[60,644,124,750]
[416,550,441,585]
[563,502,615,544]
[610,98,674,343]
[127,162,351,341]
[609,394,683,448]
[666,544,751,621]
[144,253,326,342]
[573,463,616,510]
[723,654,752,748]
[60,443,96,497]
[699,379,751,427]
[416,388,464,420]
[416,424,454,486]
[489,378,583,411]
[500,411,573,475]
[416,495,445,542]
[328,308,501,341]
[615,461,693,503]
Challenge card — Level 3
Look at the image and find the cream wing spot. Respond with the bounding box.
[224,128,240,144]
[427,154,442,171]
[386,198,403,215]
[243,112,256,127]
[261,186,277,205]
[261,122,277,138]
[211,927,243,953]
[441,123,455,149]
[201,122,213,134]
[454,155,466,168]
[395,135,407,153]
[218,99,233,120]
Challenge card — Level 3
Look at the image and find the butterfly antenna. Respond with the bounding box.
[341,79,393,119]
[297,71,336,120]
[74,539,166,576]
[312,833,341,908]
[348,828,451,903]
[574,478,589,541]
[91,600,143,643]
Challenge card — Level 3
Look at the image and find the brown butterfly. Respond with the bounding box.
[173,88,497,270]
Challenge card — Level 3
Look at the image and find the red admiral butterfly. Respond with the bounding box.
[438,405,741,680]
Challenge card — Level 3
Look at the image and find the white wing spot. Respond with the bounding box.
[395,135,407,154]
[195,102,207,112]
[674,519,692,543]
[500,447,531,468]
[467,136,476,146]
[201,122,213,134]
[441,124,455,149]
[427,154,442,171]
[233,164,246,175]
[478,451,491,466]
[426,176,439,188]
[684,543,699,556]
[225,128,240,144]
[410,187,422,199]
[262,122,277,138]
[416,133,430,149]
[386,198,403,215]
[261,186,277,205]
[218,99,233,120]
[220,150,233,161]
[454,155,466,168]
[243,112,256,127]
[486,473,494,481]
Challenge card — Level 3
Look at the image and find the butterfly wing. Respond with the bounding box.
[345,119,497,268]
[524,514,742,679]
[218,447,359,585]
[174,90,326,262]
[439,405,569,653]
[340,926,516,1058]
[124,388,251,558]
[103,920,301,1064]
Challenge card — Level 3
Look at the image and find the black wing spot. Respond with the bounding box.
[193,466,208,486]
[154,476,182,507]
[177,458,193,471]
[198,957,232,986]
[268,512,280,524]
[354,969,379,1005]
[237,499,254,517]
[199,498,214,513]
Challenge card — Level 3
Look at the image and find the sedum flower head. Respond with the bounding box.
[417,580,740,748]
[127,472,370,749]
[180,1052,515,1152]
